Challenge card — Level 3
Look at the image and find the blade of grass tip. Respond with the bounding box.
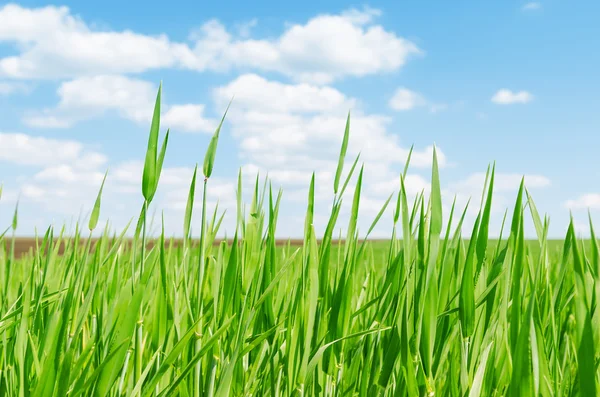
[12,198,19,231]
[184,165,198,239]
[394,188,402,226]
[399,175,411,267]
[367,193,393,238]
[333,111,350,195]
[526,189,544,245]
[344,165,363,265]
[478,164,491,211]
[203,99,232,179]
[394,146,414,225]
[476,163,494,276]
[358,193,393,258]
[429,145,443,237]
[89,170,108,232]
[402,144,414,180]
[142,82,161,202]
[509,177,525,244]
[304,173,315,244]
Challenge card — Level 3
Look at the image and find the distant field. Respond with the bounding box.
[4,237,386,259]
[4,236,581,260]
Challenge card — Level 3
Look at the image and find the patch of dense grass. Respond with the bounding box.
[0,85,598,396]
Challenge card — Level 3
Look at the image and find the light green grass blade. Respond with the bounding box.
[203,100,231,179]
[89,170,108,231]
[333,111,350,195]
[142,82,162,202]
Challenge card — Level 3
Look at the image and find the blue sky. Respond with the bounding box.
[0,0,599,238]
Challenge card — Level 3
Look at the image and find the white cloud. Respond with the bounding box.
[23,75,216,133]
[33,165,105,185]
[0,132,106,167]
[389,88,426,111]
[491,89,533,105]
[370,174,430,197]
[0,131,238,235]
[451,172,550,194]
[0,4,195,79]
[437,171,553,238]
[0,4,420,84]
[215,73,355,114]
[162,105,217,133]
[522,2,542,11]
[388,87,448,113]
[188,7,421,84]
[215,74,445,174]
[565,194,600,210]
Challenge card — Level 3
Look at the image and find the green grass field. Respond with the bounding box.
[0,86,598,396]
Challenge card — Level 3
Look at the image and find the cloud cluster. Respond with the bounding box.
[565,194,600,210]
[0,4,420,84]
[0,131,106,167]
[213,74,445,192]
[23,75,217,133]
[0,4,558,238]
[0,131,238,235]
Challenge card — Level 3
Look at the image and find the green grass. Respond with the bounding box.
[0,85,599,396]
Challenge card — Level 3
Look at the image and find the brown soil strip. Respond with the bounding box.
[3,237,388,259]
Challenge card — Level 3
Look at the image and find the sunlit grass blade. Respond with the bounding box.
[142,82,162,202]
[203,99,232,179]
[333,111,350,195]
[89,170,108,232]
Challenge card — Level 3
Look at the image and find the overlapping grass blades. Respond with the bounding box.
[0,85,598,395]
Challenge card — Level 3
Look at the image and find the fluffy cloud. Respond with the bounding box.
[450,172,550,195]
[491,89,533,105]
[0,4,194,79]
[214,74,445,175]
[188,7,421,84]
[0,4,420,84]
[23,75,216,133]
[388,87,448,113]
[389,88,426,111]
[565,194,600,210]
[0,132,106,167]
[0,131,237,235]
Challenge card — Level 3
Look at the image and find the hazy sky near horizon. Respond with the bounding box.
[0,1,599,238]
